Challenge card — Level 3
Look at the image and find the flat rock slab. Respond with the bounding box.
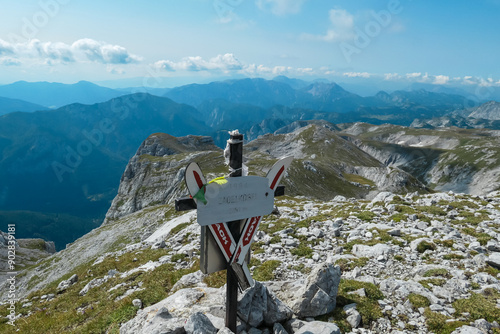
[486,253,500,269]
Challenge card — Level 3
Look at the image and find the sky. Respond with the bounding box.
[0,0,499,88]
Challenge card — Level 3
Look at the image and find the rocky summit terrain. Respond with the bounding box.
[1,189,499,333]
[1,128,500,333]
[342,123,500,196]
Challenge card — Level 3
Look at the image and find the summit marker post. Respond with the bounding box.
[226,130,243,331]
[176,130,292,333]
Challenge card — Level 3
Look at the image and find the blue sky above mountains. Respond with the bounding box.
[0,0,499,88]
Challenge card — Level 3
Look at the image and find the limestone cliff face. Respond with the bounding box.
[246,124,427,200]
[469,101,500,120]
[106,125,428,225]
[342,123,500,195]
[104,133,221,222]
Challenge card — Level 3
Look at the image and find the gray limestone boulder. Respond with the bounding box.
[172,270,207,292]
[132,299,142,309]
[79,277,108,296]
[284,319,307,333]
[184,312,217,334]
[45,241,56,254]
[486,252,500,269]
[450,325,484,334]
[474,319,492,333]
[351,243,392,258]
[289,263,341,317]
[57,274,78,292]
[343,303,361,328]
[238,281,293,327]
[294,321,341,334]
[120,306,185,334]
[120,288,206,333]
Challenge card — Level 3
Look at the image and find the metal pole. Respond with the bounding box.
[226,130,243,332]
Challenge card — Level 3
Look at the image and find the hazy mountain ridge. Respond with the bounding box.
[0,94,211,249]
[0,97,47,116]
[0,80,126,108]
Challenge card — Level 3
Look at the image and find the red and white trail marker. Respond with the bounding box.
[230,156,293,265]
[183,155,292,290]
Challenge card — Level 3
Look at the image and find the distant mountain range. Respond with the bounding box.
[163,78,472,114]
[0,96,47,116]
[0,77,480,117]
[0,80,125,108]
[0,94,210,249]
[0,76,499,249]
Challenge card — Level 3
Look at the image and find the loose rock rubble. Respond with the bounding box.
[2,190,500,333]
[116,190,500,333]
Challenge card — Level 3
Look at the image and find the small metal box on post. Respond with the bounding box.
[175,130,293,333]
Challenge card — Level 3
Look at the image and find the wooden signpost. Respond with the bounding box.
[176,130,292,332]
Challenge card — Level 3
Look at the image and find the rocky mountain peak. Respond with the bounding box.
[106,134,221,221]
[469,100,500,120]
[135,133,218,157]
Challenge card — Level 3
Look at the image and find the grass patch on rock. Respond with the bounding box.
[453,289,500,323]
[461,227,492,245]
[335,257,369,272]
[253,260,281,281]
[416,240,436,253]
[442,253,465,260]
[424,308,466,334]
[356,211,377,222]
[170,222,190,235]
[203,270,227,288]
[408,293,430,309]
[423,268,451,278]
[329,279,384,331]
[419,278,446,289]
[290,242,314,259]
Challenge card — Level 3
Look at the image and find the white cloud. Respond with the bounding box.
[155,55,319,77]
[0,57,21,66]
[0,40,14,56]
[72,38,141,64]
[154,53,243,72]
[272,66,292,75]
[209,53,243,70]
[433,75,449,85]
[256,0,307,16]
[301,9,355,42]
[296,67,313,74]
[153,60,175,72]
[406,72,421,79]
[0,38,141,65]
[343,72,370,78]
[384,73,401,80]
[382,72,493,86]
